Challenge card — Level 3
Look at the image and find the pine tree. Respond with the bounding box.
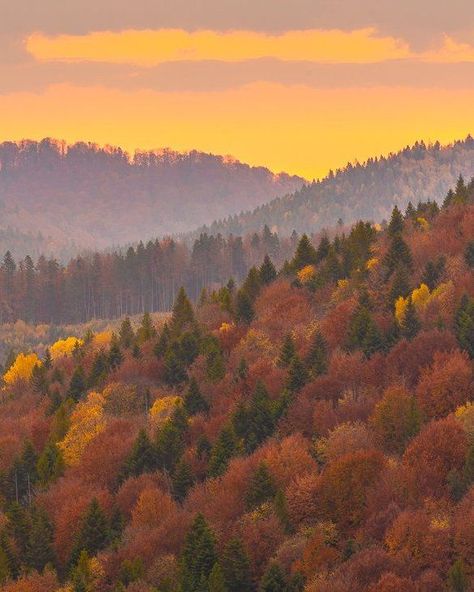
[36,443,64,485]
[180,514,218,592]
[259,563,288,592]
[401,298,421,340]
[123,429,156,478]
[383,234,413,278]
[154,322,171,358]
[278,334,296,368]
[31,363,47,394]
[306,331,328,376]
[454,295,474,358]
[242,267,262,300]
[221,538,253,592]
[171,287,195,336]
[208,427,237,478]
[292,234,317,270]
[209,562,228,592]
[172,459,194,503]
[235,289,254,324]
[156,414,186,473]
[136,311,157,344]
[184,378,209,416]
[70,498,110,567]
[260,255,277,285]
[389,265,410,304]
[388,205,404,236]
[315,235,330,263]
[108,333,123,369]
[118,317,135,348]
[286,355,308,393]
[245,463,276,510]
[26,506,55,572]
[347,306,383,357]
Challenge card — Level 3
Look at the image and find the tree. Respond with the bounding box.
[180,514,218,592]
[292,235,317,270]
[306,330,328,375]
[245,463,276,510]
[209,562,229,592]
[70,498,110,567]
[154,323,171,358]
[235,289,254,324]
[123,429,156,478]
[184,378,209,416]
[260,255,277,285]
[447,559,468,592]
[383,234,413,277]
[108,333,123,369]
[172,459,194,503]
[221,538,253,592]
[278,334,296,368]
[119,316,135,348]
[388,205,404,236]
[36,443,64,485]
[26,506,56,572]
[454,295,474,358]
[136,311,157,344]
[346,306,383,357]
[286,355,309,393]
[259,563,288,592]
[401,298,421,340]
[156,412,187,473]
[465,241,474,268]
[171,287,195,336]
[208,427,237,478]
[68,366,86,402]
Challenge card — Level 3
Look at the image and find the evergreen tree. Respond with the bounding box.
[88,350,109,387]
[26,506,55,572]
[70,498,110,567]
[208,427,237,478]
[383,234,413,278]
[118,317,135,348]
[274,489,291,534]
[454,295,474,358]
[259,255,277,285]
[235,289,254,324]
[259,563,289,592]
[180,514,218,592]
[401,298,421,340]
[447,559,468,592]
[164,348,188,386]
[315,235,330,263]
[154,322,171,358]
[221,538,253,592]
[245,463,276,510]
[347,306,383,357]
[278,334,296,368]
[7,502,29,554]
[156,412,187,473]
[0,531,18,581]
[171,287,195,336]
[306,331,328,376]
[123,429,156,478]
[421,258,445,290]
[292,235,317,270]
[388,265,410,304]
[286,355,309,393]
[184,378,209,416]
[136,311,157,344]
[388,205,404,236]
[37,443,64,485]
[465,241,474,268]
[108,333,123,369]
[172,459,194,503]
[43,348,52,370]
[209,562,228,592]
[31,363,47,394]
[242,267,262,300]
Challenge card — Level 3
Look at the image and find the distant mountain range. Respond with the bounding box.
[198,136,474,238]
[0,139,304,257]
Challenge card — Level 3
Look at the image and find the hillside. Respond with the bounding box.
[201,136,474,237]
[0,183,472,591]
[0,139,303,256]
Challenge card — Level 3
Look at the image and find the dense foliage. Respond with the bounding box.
[0,182,472,592]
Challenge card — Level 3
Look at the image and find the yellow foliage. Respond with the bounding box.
[58,391,106,466]
[455,401,474,439]
[366,257,379,270]
[394,296,408,324]
[297,265,316,284]
[219,322,234,334]
[237,329,276,359]
[50,336,83,359]
[430,515,450,530]
[93,331,113,348]
[416,217,430,231]
[149,395,182,428]
[3,352,41,384]
[411,283,430,309]
[373,223,383,232]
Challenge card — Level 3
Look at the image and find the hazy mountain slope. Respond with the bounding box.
[200,137,474,237]
[0,139,304,256]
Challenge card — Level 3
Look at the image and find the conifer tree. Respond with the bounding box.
[209,562,228,592]
[221,538,253,592]
[118,317,135,348]
[401,298,421,340]
[108,333,123,369]
[68,366,86,402]
[88,350,109,388]
[454,295,474,358]
[184,378,209,416]
[245,463,276,510]
[164,348,188,386]
[306,331,328,375]
[123,429,156,478]
[347,306,383,357]
[315,235,330,263]
[259,563,288,592]
[388,205,404,236]
[242,267,262,300]
[465,241,474,268]
[292,234,317,271]
[136,311,157,344]
[156,412,187,473]
[31,363,47,394]
[180,514,218,592]
[171,287,195,336]
[389,265,410,304]
[278,334,296,368]
[208,427,237,478]
[26,506,55,572]
[7,502,29,554]
[172,459,194,503]
[447,558,468,592]
[70,498,110,567]
[383,234,413,278]
[260,255,277,285]
[154,322,171,358]
[235,289,254,324]
[286,355,309,393]
[37,443,64,485]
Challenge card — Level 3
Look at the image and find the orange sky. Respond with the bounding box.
[2,15,474,178]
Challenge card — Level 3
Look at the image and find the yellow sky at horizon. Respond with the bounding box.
[2,82,473,179]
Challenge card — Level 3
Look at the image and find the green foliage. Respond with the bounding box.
[306,330,328,376]
[180,514,218,592]
[136,311,157,344]
[235,289,255,324]
[184,378,209,416]
[292,234,317,270]
[221,538,253,592]
[260,255,277,285]
[401,298,421,340]
[388,205,404,236]
[156,410,187,473]
[454,295,474,358]
[108,333,123,369]
[68,365,86,402]
[259,562,289,592]
[447,558,468,592]
[347,306,384,357]
[70,498,110,568]
[171,287,195,336]
[278,334,296,368]
[122,429,156,479]
[383,233,413,278]
[232,381,275,453]
[118,316,135,348]
[172,459,194,503]
[465,241,474,268]
[208,427,238,478]
[245,463,276,510]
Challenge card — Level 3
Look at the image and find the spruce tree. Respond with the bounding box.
[221,538,253,592]
[235,290,254,324]
[164,349,187,386]
[389,265,410,304]
[180,514,218,592]
[154,322,171,358]
[171,287,195,336]
[242,267,262,300]
[286,355,308,393]
[245,463,276,510]
[36,443,64,485]
[401,298,421,340]
[26,506,55,572]
[68,366,86,402]
[388,205,404,236]
[259,563,288,592]
[70,498,110,567]
[184,378,209,416]
[306,331,328,376]
[347,306,383,357]
[315,235,330,263]
[156,414,186,473]
[209,562,228,592]
[447,558,468,592]
[108,333,123,369]
[172,459,194,503]
[118,317,135,348]
[123,429,156,478]
[465,241,474,268]
[88,350,109,388]
[136,312,157,344]
[260,255,277,285]
[278,334,296,368]
[383,234,413,278]
[454,295,474,358]
[292,235,317,270]
[31,363,47,394]
[208,427,237,478]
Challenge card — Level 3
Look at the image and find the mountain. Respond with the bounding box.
[200,136,474,237]
[0,139,304,256]
[0,185,472,591]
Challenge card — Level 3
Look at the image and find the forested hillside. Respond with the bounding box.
[201,137,474,237]
[0,181,472,592]
[0,139,303,256]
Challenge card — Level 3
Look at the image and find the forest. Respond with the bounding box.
[0,178,471,591]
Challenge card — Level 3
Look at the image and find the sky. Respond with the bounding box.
[1,1,474,179]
